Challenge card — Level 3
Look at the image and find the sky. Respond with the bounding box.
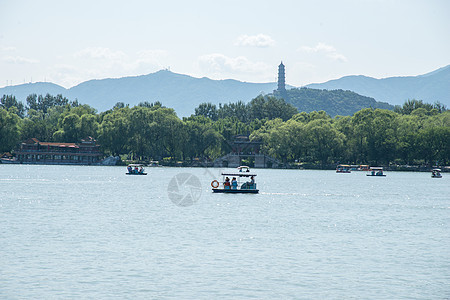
[0,0,449,89]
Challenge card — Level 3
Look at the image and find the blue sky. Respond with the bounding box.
[0,0,449,88]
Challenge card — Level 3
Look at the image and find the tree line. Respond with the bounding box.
[1,94,449,166]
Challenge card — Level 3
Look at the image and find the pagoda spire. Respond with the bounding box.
[277,61,286,92]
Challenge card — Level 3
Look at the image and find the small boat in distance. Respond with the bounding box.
[366,167,386,177]
[126,164,147,175]
[211,166,259,194]
[431,168,442,178]
[336,164,351,173]
[359,165,370,171]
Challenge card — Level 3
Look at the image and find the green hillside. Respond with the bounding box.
[306,65,450,107]
[274,87,394,117]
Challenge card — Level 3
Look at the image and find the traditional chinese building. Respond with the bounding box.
[214,135,279,168]
[274,61,288,100]
[230,134,262,155]
[277,61,286,92]
[15,137,103,165]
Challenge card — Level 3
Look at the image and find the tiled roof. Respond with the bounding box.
[38,142,78,147]
[21,137,98,148]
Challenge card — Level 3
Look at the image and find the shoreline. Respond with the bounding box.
[1,159,448,173]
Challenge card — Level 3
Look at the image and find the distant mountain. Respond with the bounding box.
[1,65,448,117]
[0,71,278,117]
[0,82,67,102]
[306,65,450,107]
[275,88,393,117]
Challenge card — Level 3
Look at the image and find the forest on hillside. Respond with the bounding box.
[277,87,394,117]
[1,94,449,166]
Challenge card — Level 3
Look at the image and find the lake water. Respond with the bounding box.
[1,165,449,299]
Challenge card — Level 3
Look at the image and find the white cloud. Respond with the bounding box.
[134,50,168,69]
[2,55,39,64]
[0,46,16,51]
[235,34,275,48]
[49,64,85,88]
[299,42,348,62]
[327,52,348,62]
[198,53,270,74]
[49,48,170,87]
[73,47,168,71]
[300,43,336,53]
[74,47,128,61]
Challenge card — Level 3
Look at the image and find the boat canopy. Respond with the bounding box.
[432,168,441,172]
[221,172,256,177]
[369,167,383,170]
[237,166,250,170]
[222,166,256,177]
[128,164,144,167]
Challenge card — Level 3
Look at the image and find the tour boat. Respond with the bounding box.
[359,165,370,171]
[366,166,386,177]
[431,168,442,178]
[336,164,351,173]
[126,164,147,175]
[211,166,259,193]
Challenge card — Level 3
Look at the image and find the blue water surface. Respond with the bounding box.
[0,165,449,299]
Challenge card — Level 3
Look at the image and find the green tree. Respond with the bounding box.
[395,114,421,164]
[394,99,434,115]
[183,116,223,159]
[79,114,99,139]
[416,126,450,165]
[53,114,80,142]
[195,103,218,121]
[369,109,399,164]
[250,118,285,159]
[0,95,25,118]
[19,106,63,142]
[128,106,152,159]
[266,119,306,162]
[98,107,130,156]
[333,116,353,162]
[0,108,21,152]
[248,95,297,121]
[304,119,344,166]
[26,93,70,118]
[152,108,185,160]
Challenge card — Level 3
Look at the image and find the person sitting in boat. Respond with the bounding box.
[432,170,441,177]
[246,176,255,189]
[127,166,132,173]
[231,177,237,189]
[224,177,231,189]
[134,166,139,174]
[139,166,144,174]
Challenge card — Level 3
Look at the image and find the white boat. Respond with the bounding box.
[336,164,351,173]
[0,157,17,164]
[431,168,442,178]
[366,166,386,177]
[211,166,259,194]
[126,164,147,175]
[147,161,160,167]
